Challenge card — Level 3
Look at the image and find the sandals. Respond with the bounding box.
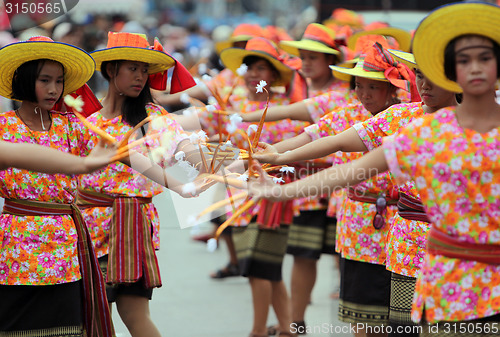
[267,321,305,336]
[210,263,240,279]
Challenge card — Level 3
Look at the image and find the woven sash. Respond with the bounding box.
[347,187,399,205]
[3,199,114,337]
[397,193,430,223]
[427,227,500,265]
[77,189,161,288]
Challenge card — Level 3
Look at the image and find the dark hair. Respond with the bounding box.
[444,34,500,81]
[242,55,281,83]
[101,60,153,127]
[12,59,65,103]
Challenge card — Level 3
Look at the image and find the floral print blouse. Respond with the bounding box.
[383,107,500,323]
[354,102,429,277]
[0,110,94,285]
[303,88,356,124]
[79,103,186,257]
[305,103,396,265]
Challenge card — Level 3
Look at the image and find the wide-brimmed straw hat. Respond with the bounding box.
[388,49,416,68]
[330,58,387,82]
[220,37,294,86]
[0,36,95,99]
[348,27,412,52]
[279,23,339,57]
[215,23,265,54]
[91,32,175,74]
[412,2,500,93]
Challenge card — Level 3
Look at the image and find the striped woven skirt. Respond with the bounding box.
[0,282,84,337]
[233,222,290,281]
[287,210,337,259]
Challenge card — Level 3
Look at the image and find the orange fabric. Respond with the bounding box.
[363,42,420,102]
[106,31,149,48]
[232,23,265,39]
[302,24,336,47]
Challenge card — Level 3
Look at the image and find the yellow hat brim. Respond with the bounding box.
[220,48,293,86]
[388,49,416,68]
[91,47,175,75]
[330,59,388,83]
[348,27,412,52]
[0,41,95,99]
[413,2,500,93]
[279,40,339,57]
[215,35,254,55]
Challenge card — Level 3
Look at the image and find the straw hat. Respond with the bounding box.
[220,37,294,86]
[215,23,265,55]
[388,49,416,68]
[348,27,412,52]
[279,23,339,57]
[412,2,500,93]
[91,32,175,74]
[0,36,95,99]
[330,58,388,83]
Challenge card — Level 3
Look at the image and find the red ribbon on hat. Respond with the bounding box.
[362,42,420,102]
[53,84,103,117]
[278,53,308,103]
[148,38,196,93]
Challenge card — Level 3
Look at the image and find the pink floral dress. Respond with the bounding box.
[383,107,500,323]
[0,110,95,285]
[79,103,186,257]
[305,103,396,265]
[303,88,357,124]
[354,102,429,277]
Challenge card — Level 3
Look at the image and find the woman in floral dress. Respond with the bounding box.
[249,2,500,336]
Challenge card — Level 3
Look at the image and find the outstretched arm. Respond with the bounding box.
[240,101,313,123]
[0,139,116,175]
[249,146,388,201]
[255,127,368,165]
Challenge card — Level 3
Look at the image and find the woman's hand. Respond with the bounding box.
[247,161,285,202]
[253,142,280,164]
[83,138,118,173]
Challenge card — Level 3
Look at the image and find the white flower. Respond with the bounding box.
[175,151,186,161]
[197,130,208,141]
[273,177,285,184]
[202,74,212,82]
[189,132,200,144]
[208,96,218,105]
[229,113,243,124]
[247,124,258,135]
[236,63,248,76]
[198,63,207,75]
[226,123,238,134]
[182,182,197,195]
[64,95,84,113]
[256,80,267,93]
[237,173,249,181]
[279,166,295,174]
[180,93,191,104]
[220,140,233,151]
[206,105,216,112]
[207,238,218,252]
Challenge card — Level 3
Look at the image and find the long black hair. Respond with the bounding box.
[101,60,153,127]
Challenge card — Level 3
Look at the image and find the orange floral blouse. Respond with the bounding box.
[383,107,500,323]
[0,110,94,285]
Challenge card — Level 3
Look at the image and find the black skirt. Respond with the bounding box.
[0,281,83,336]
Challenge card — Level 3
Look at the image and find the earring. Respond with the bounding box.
[34,106,45,130]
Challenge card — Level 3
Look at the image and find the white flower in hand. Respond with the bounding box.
[175,151,186,161]
[279,166,295,174]
[182,182,197,196]
[236,63,248,76]
[207,238,218,252]
[273,177,285,184]
[237,173,249,181]
[180,93,191,104]
[229,113,243,124]
[247,124,258,135]
[256,80,267,93]
[64,95,84,112]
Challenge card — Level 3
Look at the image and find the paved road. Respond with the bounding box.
[112,191,353,337]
